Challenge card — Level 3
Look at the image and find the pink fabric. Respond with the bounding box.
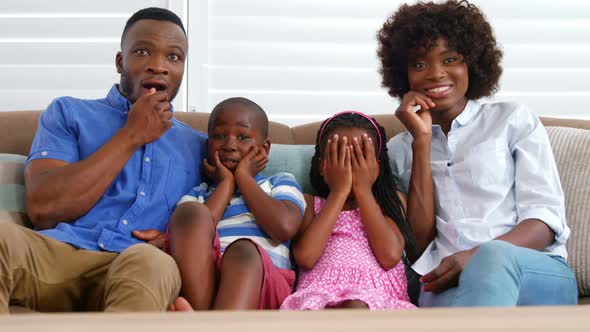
[281,196,416,310]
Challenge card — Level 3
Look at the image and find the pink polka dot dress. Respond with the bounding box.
[281,196,416,310]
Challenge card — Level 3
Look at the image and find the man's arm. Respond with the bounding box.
[26,89,172,229]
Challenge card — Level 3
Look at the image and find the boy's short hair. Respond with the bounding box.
[121,7,186,47]
[377,0,503,100]
[209,97,269,139]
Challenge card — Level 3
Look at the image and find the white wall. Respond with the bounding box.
[189,0,590,126]
[2,1,590,127]
[0,0,187,112]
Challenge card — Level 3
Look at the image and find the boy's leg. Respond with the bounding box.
[213,239,295,310]
[0,222,116,313]
[213,239,263,309]
[168,202,217,310]
[451,240,578,307]
[103,243,181,311]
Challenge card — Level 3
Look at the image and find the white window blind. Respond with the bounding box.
[0,0,187,112]
[189,0,590,126]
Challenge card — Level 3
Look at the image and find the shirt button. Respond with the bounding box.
[144,157,151,163]
[447,162,452,167]
[122,219,128,225]
[41,151,48,156]
[99,243,105,249]
[140,191,146,196]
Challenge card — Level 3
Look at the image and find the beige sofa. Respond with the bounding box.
[0,110,589,311]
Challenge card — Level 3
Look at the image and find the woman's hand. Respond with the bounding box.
[322,134,352,198]
[395,91,435,140]
[351,133,379,195]
[203,151,234,185]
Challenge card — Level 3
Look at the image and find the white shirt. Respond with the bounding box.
[388,100,569,275]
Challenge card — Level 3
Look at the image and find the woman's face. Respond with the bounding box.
[407,38,469,115]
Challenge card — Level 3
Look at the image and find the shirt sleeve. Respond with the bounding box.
[26,98,80,164]
[177,182,209,206]
[510,106,569,249]
[269,172,306,216]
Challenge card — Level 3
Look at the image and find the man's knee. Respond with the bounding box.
[110,243,180,289]
[221,240,262,270]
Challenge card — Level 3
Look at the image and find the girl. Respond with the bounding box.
[378,0,577,307]
[281,111,417,310]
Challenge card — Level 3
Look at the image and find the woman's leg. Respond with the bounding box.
[452,240,578,307]
[168,202,217,310]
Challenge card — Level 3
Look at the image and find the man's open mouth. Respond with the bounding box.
[141,80,167,92]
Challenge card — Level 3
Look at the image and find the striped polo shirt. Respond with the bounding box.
[178,172,306,269]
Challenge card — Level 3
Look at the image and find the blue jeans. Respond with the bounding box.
[419,240,578,307]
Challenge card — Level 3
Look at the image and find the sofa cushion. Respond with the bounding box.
[0,154,30,227]
[263,144,315,195]
[546,127,590,297]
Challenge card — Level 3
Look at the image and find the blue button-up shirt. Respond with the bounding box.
[26,85,207,253]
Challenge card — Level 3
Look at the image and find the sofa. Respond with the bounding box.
[1,110,589,311]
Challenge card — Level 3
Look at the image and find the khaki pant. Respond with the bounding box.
[0,222,180,313]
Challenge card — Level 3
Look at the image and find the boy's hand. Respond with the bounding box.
[203,151,234,185]
[132,229,166,250]
[322,134,352,198]
[123,88,173,146]
[351,134,379,194]
[235,146,268,181]
[395,91,434,141]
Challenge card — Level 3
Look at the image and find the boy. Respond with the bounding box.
[168,97,305,310]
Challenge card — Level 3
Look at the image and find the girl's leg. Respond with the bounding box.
[452,240,578,307]
[213,239,263,310]
[168,202,217,310]
[328,300,369,309]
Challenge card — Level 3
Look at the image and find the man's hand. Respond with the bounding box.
[235,146,268,181]
[132,229,166,249]
[420,248,476,293]
[123,88,173,145]
[203,151,234,185]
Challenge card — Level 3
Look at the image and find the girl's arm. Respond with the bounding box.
[350,134,405,270]
[293,135,352,270]
[292,192,347,270]
[356,189,406,270]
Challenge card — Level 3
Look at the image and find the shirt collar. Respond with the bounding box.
[106,84,175,113]
[454,99,480,127]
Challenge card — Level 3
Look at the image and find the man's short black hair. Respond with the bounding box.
[121,7,186,46]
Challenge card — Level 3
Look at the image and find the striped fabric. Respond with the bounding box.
[0,154,29,226]
[178,172,306,270]
[546,127,590,297]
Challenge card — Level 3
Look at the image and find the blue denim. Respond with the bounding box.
[419,240,578,307]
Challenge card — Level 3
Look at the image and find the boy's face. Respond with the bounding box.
[116,19,187,103]
[407,38,468,114]
[208,104,270,172]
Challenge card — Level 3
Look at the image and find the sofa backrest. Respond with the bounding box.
[2,110,590,155]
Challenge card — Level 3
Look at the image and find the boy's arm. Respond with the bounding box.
[235,172,303,242]
[203,178,234,225]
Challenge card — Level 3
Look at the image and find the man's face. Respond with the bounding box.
[116,19,187,103]
[208,104,269,173]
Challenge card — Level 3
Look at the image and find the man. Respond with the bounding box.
[0,7,206,312]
